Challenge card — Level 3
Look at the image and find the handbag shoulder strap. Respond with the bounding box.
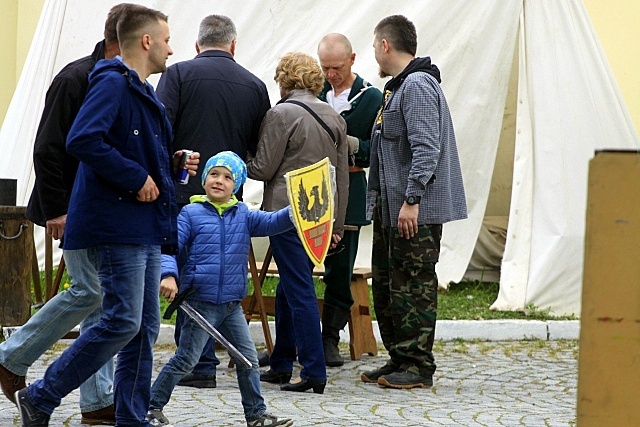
[285,100,336,146]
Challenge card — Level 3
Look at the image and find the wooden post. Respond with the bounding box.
[578,151,640,426]
[0,206,33,326]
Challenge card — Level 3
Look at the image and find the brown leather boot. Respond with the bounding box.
[0,364,26,404]
[81,403,116,425]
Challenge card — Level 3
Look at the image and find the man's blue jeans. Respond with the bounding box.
[150,301,266,421]
[26,244,161,425]
[0,248,114,412]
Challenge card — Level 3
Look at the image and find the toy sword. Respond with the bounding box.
[164,288,252,368]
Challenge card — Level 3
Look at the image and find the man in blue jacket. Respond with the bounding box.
[14,5,196,426]
[156,14,271,389]
[0,5,125,425]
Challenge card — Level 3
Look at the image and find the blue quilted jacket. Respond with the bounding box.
[162,200,293,304]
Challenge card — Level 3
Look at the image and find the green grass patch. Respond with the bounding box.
[437,280,576,321]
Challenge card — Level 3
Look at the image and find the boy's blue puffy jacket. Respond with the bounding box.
[162,201,293,303]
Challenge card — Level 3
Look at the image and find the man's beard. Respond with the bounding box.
[378,67,389,78]
[152,61,167,75]
[150,51,168,75]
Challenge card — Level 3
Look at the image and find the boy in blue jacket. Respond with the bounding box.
[147,151,294,427]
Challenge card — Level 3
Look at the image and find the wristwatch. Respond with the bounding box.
[405,195,421,205]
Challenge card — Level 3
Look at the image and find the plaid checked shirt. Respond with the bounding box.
[366,71,467,227]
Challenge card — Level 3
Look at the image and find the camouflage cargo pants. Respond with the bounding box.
[371,197,442,377]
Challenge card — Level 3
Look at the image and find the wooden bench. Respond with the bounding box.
[242,247,377,361]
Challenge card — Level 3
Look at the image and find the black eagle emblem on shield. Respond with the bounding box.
[297,172,329,223]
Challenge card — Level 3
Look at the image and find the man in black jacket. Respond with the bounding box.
[156,14,271,389]
[0,5,126,425]
[157,14,270,205]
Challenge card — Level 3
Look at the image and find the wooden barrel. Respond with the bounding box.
[0,206,33,326]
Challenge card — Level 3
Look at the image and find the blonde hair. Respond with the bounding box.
[274,51,324,96]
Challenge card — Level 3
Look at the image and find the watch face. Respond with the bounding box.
[406,195,418,205]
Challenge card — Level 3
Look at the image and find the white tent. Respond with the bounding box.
[0,0,637,316]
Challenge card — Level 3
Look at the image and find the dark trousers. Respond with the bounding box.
[322,228,360,311]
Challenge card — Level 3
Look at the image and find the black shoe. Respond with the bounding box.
[177,373,216,388]
[280,378,326,394]
[360,362,399,383]
[15,389,50,426]
[323,340,344,367]
[377,369,433,389]
[258,350,270,367]
[259,369,292,384]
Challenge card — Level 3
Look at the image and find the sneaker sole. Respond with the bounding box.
[249,418,294,427]
[377,377,432,389]
[16,392,26,427]
[360,374,379,383]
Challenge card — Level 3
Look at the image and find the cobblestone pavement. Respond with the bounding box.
[0,340,578,426]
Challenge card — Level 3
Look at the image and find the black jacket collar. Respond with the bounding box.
[384,57,441,92]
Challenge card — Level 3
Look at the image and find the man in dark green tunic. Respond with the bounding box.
[316,33,383,366]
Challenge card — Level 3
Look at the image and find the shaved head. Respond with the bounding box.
[317,33,356,93]
[317,33,353,58]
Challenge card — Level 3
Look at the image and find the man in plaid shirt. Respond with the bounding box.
[361,15,467,389]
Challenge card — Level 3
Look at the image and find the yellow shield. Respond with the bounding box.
[285,157,334,267]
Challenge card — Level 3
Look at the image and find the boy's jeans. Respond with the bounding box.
[174,309,220,376]
[27,244,161,425]
[150,301,266,421]
[0,248,114,412]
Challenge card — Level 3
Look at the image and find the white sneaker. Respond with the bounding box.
[147,409,174,427]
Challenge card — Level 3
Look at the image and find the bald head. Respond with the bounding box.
[317,33,353,58]
[317,33,356,94]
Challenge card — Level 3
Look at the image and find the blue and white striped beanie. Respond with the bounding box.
[201,151,247,194]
